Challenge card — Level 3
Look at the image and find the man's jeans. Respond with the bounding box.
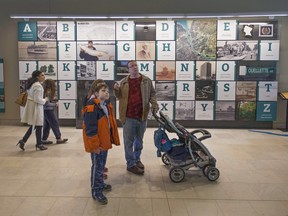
[123,117,147,168]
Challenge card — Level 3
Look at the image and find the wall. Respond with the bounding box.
[275,17,288,128]
[0,0,287,128]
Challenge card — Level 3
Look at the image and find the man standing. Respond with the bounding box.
[114,61,159,175]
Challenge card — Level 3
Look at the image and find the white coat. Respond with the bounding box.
[21,82,46,126]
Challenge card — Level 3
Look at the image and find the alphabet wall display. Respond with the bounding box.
[17,19,279,124]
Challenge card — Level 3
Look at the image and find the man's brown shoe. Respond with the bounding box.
[136,161,145,170]
[127,165,144,175]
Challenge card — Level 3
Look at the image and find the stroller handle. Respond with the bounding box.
[174,122,190,138]
[174,123,211,141]
[152,111,165,125]
[190,129,211,141]
[152,111,184,135]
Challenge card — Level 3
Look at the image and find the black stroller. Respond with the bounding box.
[153,111,220,183]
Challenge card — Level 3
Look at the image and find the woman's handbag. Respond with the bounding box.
[15,91,28,107]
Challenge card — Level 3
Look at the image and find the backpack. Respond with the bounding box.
[154,128,172,157]
[15,91,28,107]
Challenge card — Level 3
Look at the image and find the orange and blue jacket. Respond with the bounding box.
[82,98,120,153]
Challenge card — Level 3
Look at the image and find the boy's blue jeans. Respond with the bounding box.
[123,117,147,168]
[91,150,108,195]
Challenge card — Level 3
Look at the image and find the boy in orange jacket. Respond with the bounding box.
[82,83,120,204]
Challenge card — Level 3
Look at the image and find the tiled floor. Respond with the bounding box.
[0,125,288,216]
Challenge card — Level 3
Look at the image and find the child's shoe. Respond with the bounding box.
[103,184,112,191]
[103,173,108,179]
[92,192,108,205]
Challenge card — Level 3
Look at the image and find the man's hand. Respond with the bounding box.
[113,82,119,91]
[151,106,159,114]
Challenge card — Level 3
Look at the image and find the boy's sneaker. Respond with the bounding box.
[103,184,112,191]
[127,165,144,175]
[92,192,108,205]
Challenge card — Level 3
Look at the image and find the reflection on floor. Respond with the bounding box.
[0,125,288,216]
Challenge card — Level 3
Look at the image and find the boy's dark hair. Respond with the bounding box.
[87,79,105,98]
[95,83,109,93]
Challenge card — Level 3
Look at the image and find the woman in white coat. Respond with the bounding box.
[17,70,49,151]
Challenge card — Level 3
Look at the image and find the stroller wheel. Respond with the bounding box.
[202,164,210,176]
[161,153,170,165]
[206,167,220,181]
[169,167,185,183]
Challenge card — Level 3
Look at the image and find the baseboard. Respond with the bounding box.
[0,119,24,126]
